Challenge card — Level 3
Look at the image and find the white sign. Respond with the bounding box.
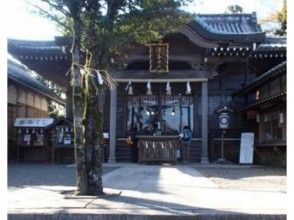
[219,112,229,129]
[14,118,54,127]
[239,132,254,164]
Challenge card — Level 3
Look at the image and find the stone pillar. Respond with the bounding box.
[108,83,117,163]
[201,81,209,164]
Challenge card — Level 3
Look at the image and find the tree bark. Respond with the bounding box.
[71,19,87,195]
[83,69,105,195]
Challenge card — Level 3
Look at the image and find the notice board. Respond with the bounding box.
[239,132,254,164]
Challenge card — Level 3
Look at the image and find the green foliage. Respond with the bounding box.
[32,0,192,195]
[226,5,243,14]
[114,7,191,46]
[33,0,192,64]
[275,2,287,36]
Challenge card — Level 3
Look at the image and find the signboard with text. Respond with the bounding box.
[14,118,54,128]
[149,43,169,73]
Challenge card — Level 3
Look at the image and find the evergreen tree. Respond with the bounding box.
[31,0,191,195]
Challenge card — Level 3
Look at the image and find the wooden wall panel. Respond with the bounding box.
[27,106,35,117]
[269,78,280,96]
[18,89,26,104]
[17,105,26,118]
[34,95,41,109]
[41,98,48,111]
[26,92,34,107]
[281,74,286,92]
[8,85,17,104]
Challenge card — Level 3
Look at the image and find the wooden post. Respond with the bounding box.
[201,81,209,164]
[109,82,117,163]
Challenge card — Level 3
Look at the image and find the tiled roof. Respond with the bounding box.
[237,91,286,111]
[196,13,262,34]
[8,57,66,106]
[7,38,69,56]
[256,37,287,51]
[188,13,265,42]
[234,61,286,95]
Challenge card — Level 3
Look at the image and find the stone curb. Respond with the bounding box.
[8,213,286,220]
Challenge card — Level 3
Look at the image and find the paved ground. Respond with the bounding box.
[8,164,119,188]
[8,164,287,219]
[196,167,286,193]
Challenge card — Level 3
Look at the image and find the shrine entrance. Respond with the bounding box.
[124,82,195,164]
[127,88,194,136]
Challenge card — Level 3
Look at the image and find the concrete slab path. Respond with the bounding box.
[8,164,286,219]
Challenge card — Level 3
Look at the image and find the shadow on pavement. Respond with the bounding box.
[8,164,119,188]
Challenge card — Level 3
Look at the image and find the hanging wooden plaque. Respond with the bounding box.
[149,43,169,73]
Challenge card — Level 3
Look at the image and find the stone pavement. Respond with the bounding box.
[8,164,286,219]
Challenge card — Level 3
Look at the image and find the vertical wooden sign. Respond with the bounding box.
[149,43,169,74]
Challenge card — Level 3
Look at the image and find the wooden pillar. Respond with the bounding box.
[108,83,117,163]
[201,81,209,164]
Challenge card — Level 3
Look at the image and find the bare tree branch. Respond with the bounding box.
[25,1,71,31]
[40,0,71,17]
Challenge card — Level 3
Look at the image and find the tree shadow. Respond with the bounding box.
[7,164,120,188]
[80,193,286,219]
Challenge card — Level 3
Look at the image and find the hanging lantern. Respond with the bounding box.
[18,128,21,133]
[40,128,43,134]
[186,81,192,95]
[146,81,152,95]
[166,81,171,95]
[32,128,35,133]
[253,43,256,50]
[26,128,29,133]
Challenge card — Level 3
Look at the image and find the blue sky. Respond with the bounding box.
[6,0,284,40]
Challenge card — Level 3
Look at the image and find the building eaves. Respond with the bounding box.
[233,61,286,96]
[187,13,265,42]
[237,91,286,111]
[7,58,66,106]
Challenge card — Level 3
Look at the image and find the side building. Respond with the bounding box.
[234,37,286,166]
[7,56,65,162]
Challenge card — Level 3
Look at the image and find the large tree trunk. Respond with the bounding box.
[83,68,105,195]
[71,20,88,195]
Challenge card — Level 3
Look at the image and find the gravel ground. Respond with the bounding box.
[8,164,120,188]
[196,167,286,193]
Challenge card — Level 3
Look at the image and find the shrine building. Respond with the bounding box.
[8,12,286,166]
